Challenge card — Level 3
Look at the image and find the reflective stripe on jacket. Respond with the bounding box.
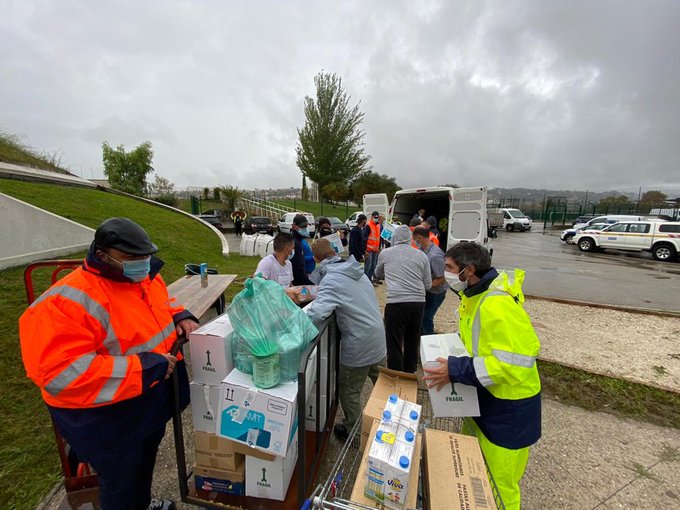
[366,221,381,252]
[20,263,186,409]
[450,268,541,449]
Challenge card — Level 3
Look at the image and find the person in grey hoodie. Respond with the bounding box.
[374,225,432,373]
[305,239,387,441]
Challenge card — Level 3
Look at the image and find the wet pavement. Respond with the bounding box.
[491,228,680,312]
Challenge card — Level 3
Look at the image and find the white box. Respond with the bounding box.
[245,429,299,500]
[304,391,327,432]
[217,369,298,457]
[420,333,480,417]
[190,382,221,433]
[189,313,235,386]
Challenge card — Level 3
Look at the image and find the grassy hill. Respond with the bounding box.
[0,178,259,509]
[0,132,70,174]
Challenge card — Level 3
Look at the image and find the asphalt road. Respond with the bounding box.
[491,228,680,312]
[226,229,680,312]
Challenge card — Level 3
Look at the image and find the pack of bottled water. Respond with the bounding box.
[364,394,422,509]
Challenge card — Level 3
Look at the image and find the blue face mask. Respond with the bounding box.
[108,253,151,282]
[288,249,295,260]
[298,228,310,238]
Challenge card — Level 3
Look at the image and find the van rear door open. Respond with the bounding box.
[363,193,389,217]
[448,187,488,246]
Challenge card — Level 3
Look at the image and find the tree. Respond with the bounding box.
[321,182,349,203]
[214,188,221,201]
[296,72,371,192]
[218,185,245,211]
[301,174,310,201]
[102,141,154,196]
[203,187,210,200]
[639,190,667,211]
[350,171,401,203]
[148,174,175,196]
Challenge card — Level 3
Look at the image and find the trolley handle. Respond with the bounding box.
[169,334,188,356]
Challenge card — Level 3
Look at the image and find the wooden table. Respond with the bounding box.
[168,274,237,318]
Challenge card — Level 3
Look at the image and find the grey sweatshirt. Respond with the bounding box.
[374,225,432,304]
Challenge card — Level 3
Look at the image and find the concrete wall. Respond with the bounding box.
[0,192,94,270]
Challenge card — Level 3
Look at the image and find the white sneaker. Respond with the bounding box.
[148,499,176,510]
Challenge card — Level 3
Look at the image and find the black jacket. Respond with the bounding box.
[291,229,314,285]
[348,225,366,261]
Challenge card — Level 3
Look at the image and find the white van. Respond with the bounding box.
[500,208,533,232]
[364,186,491,254]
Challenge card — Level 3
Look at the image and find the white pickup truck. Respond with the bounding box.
[574,220,680,261]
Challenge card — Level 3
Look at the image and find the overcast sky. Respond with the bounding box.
[2,1,679,193]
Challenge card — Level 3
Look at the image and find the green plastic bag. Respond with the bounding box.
[227,277,318,378]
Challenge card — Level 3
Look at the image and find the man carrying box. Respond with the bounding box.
[305,239,387,441]
[423,242,541,510]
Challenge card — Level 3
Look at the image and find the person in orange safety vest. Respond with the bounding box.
[19,218,199,510]
[363,211,383,285]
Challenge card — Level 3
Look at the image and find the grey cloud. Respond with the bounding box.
[1,0,679,194]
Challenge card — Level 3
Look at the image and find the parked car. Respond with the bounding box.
[197,214,223,229]
[245,216,274,235]
[345,211,365,229]
[574,220,680,261]
[277,212,316,234]
[560,223,610,245]
[573,214,645,230]
[571,215,597,226]
[327,216,349,234]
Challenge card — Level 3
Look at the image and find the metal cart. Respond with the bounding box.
[172,314,342,509]
[307,388,506,510]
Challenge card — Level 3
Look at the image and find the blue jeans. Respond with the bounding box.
[422,291,447,335]
[364,251,379,280]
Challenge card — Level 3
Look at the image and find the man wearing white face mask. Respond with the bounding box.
[20,217,199,510]
[423,242,541,510]
[255,232,295,288]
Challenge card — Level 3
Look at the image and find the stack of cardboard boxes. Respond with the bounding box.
[189,314,246,496]
[188,313,324,502]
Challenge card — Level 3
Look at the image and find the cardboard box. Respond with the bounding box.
[361,368,419,451]
[190,382,221,434]
[217,369,298,457]
[245,427,299,500]
[423,429,496,510]
[420,334,480,417]
[304,390,327,432]
[189,313,234,386]
[351,419,422,510]
[193,463,245,496]
[194,431,244,471]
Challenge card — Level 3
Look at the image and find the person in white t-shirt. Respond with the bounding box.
[255,232,295,288]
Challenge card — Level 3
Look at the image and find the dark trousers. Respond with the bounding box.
[88,424,166,510]
[421,291,447,335]
[385,302,425,373]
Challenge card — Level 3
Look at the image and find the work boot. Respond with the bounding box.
[148,499,176,510]
[333,423,349,442]
[372,278,383,285]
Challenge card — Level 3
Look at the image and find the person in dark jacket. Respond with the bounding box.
[348,214,368,262]
[291,214,315,285]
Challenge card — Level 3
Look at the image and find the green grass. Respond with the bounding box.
[538,360,680,429]
[273,199,358,220]
[0,178,259,509]
[0,132,69,174]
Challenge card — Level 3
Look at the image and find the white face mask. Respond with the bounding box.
[445,268,467,292]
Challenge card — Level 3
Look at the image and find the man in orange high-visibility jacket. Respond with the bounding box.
[20,218,199,510]
[364,211,383,285]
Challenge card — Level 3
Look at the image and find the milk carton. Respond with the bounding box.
[365,428,414,509]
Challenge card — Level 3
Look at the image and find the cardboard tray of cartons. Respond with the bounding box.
[423,429,497,510]
[360,368,419,451]
[194,431,244,471]
[350,419,422,510]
